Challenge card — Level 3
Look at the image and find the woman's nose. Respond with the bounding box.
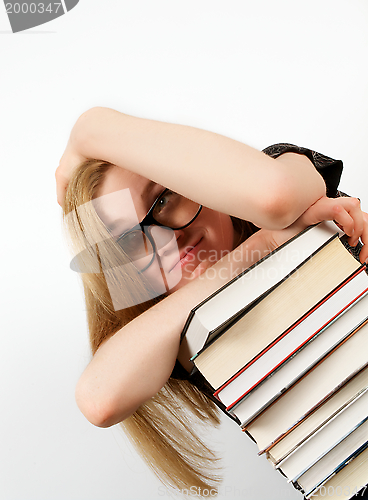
[149,226,184,257]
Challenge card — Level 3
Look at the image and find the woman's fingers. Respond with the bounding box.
[300,196,366,254]
[332,202,368,264]
[332,204,354,238]
[301,196,353,231]
[335,202,368,264]
[358,211,368,264]
[55,166,69,207]
[55,145,87,207]
[326,197,363,243]
[344,197,364,245]
[288,196,367,264]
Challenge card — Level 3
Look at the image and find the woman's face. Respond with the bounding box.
[94,166,235,294]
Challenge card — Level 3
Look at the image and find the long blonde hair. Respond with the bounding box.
[62,159,256,491]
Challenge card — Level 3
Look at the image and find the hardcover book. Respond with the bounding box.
[181,221,368,499]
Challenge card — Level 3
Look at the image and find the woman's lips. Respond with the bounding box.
[169,238,203,273]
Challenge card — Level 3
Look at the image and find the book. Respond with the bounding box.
[179,221,343,362]
[243,316,368,441]
[276,389,368,480]
[228,298,368,426]
[261,365,368,465]
[214,268,368,408]
[180,221,368,499]
[291,419,368,496]
[301,437,368,499]
[241,318,368,498]
[307,446,368,499]
[192,232,362,390]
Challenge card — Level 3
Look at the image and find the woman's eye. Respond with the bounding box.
[155,191,174,213]
[158,197,168,208]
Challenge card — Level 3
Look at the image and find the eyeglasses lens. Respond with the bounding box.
[117,191,201,272]
[119,230,154,271]
[152,190,200,229]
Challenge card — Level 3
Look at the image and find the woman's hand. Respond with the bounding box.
[262,196,368,264]
[297,195,365,243]
[55,119,88,206]
[297,196,368,263]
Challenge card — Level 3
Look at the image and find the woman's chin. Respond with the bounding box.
[142,256,213,296]
[165,261,212,294]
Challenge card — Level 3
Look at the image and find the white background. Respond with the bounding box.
[0,1,367,499]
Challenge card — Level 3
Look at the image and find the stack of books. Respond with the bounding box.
[181,221,368,500]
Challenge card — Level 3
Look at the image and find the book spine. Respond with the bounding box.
[239,317,368,429]
[302,439,368,498]
[256,362,368,454]
[289,416,368,483]
[273,385,368,468]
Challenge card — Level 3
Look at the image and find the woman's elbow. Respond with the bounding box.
[75,377,157,428]
[256,191,298,230]
[75,380,124,428]
[75,383,108,427]
[261,179,325,230]
[264,156,326,228]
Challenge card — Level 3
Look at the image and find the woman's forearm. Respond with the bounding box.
[75,230,274,428]
[74,194,368,428]
[73,107,326,229]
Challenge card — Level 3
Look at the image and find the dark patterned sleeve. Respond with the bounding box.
[262,143,343,198]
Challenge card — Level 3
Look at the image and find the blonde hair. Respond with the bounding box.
[62,159,229,491]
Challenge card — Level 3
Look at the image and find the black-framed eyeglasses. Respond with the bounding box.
[115,188,203,272]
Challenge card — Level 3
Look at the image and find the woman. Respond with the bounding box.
[56,107,368,492]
